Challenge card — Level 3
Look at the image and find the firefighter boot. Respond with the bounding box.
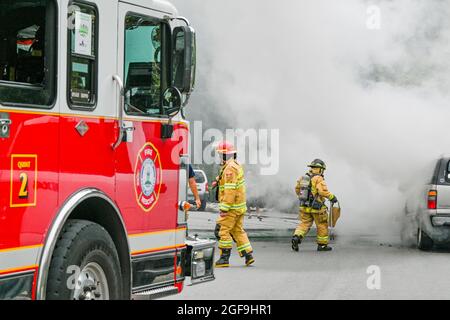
[317,244,333,252]
[292,235,303,252]
[244,252,255,266]
[215,249,231,268]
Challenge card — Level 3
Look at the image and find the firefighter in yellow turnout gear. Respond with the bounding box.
[292,159,338,252]
[214,141,255,268]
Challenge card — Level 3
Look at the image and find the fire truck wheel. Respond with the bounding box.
[46,219,122,300]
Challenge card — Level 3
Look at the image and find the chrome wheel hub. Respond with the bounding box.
[73,262,109,300]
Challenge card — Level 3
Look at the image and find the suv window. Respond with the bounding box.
[195,172,206,184]
[445,160,450,184]
[0,0,57,107]
[431,159,442,184]
[124,14,169,117]
[433,158,450,186]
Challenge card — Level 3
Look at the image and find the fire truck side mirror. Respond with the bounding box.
[172,26,196,94]
[162,86,182,115]
[161,86,182,139]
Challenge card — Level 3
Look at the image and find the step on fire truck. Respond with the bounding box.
[0,0,215,300]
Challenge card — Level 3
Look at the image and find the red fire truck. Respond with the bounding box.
[0,0,215,300]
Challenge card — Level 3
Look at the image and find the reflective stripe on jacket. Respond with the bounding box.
[218,159,247,214]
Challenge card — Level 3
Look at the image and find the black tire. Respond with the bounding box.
[417,228,433,251]
[46,220,122,300]
[400,214,418,248]
[199,200,207,211]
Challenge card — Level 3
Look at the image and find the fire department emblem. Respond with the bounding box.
[135,143,162,212]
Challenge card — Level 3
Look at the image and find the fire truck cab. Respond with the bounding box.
[0,0,215,300]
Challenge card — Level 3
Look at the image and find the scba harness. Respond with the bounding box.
[298,173,325,210]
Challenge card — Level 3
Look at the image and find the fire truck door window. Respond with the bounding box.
[68,4,97,109]
[124,15,169,117]
[0,0,57,107]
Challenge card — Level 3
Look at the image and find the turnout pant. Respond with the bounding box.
[216,211,253,256]
[294,209,329,245]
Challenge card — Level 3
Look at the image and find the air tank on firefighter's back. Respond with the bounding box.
[298,175,311,205]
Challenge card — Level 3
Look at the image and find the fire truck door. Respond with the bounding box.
[114,3,181,290]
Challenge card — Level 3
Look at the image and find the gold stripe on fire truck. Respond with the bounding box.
[128,227,187,238]
[0,245,42,275]
[0,265,38,276]
[0,244,43,253]
[0,108,189,128]
[128,228,187,256]
[131,244,186,256]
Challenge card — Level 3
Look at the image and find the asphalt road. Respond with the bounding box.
[167,237,450,300]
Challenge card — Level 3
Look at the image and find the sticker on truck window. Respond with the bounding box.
[10,155,38,208]
[134,143,162,213]
[74,12,93,56]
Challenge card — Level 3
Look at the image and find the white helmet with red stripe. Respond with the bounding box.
[216,141,237,155]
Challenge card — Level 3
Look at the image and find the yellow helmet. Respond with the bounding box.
[308,159,327,170]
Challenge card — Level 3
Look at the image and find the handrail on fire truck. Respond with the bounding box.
[112,75,125,150]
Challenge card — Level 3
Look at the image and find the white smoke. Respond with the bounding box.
[171,0,450,238]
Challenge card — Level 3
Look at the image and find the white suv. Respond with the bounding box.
[188,169,209,211]
[403,157,450,250]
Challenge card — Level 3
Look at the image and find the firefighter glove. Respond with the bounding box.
[330,195,338,204]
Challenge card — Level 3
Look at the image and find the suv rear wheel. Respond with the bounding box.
[417,228,433,251]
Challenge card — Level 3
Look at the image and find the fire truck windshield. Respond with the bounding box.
[0,0,56,107]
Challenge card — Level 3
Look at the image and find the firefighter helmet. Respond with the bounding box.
[216,141,237,155]
[308,159,327,170]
